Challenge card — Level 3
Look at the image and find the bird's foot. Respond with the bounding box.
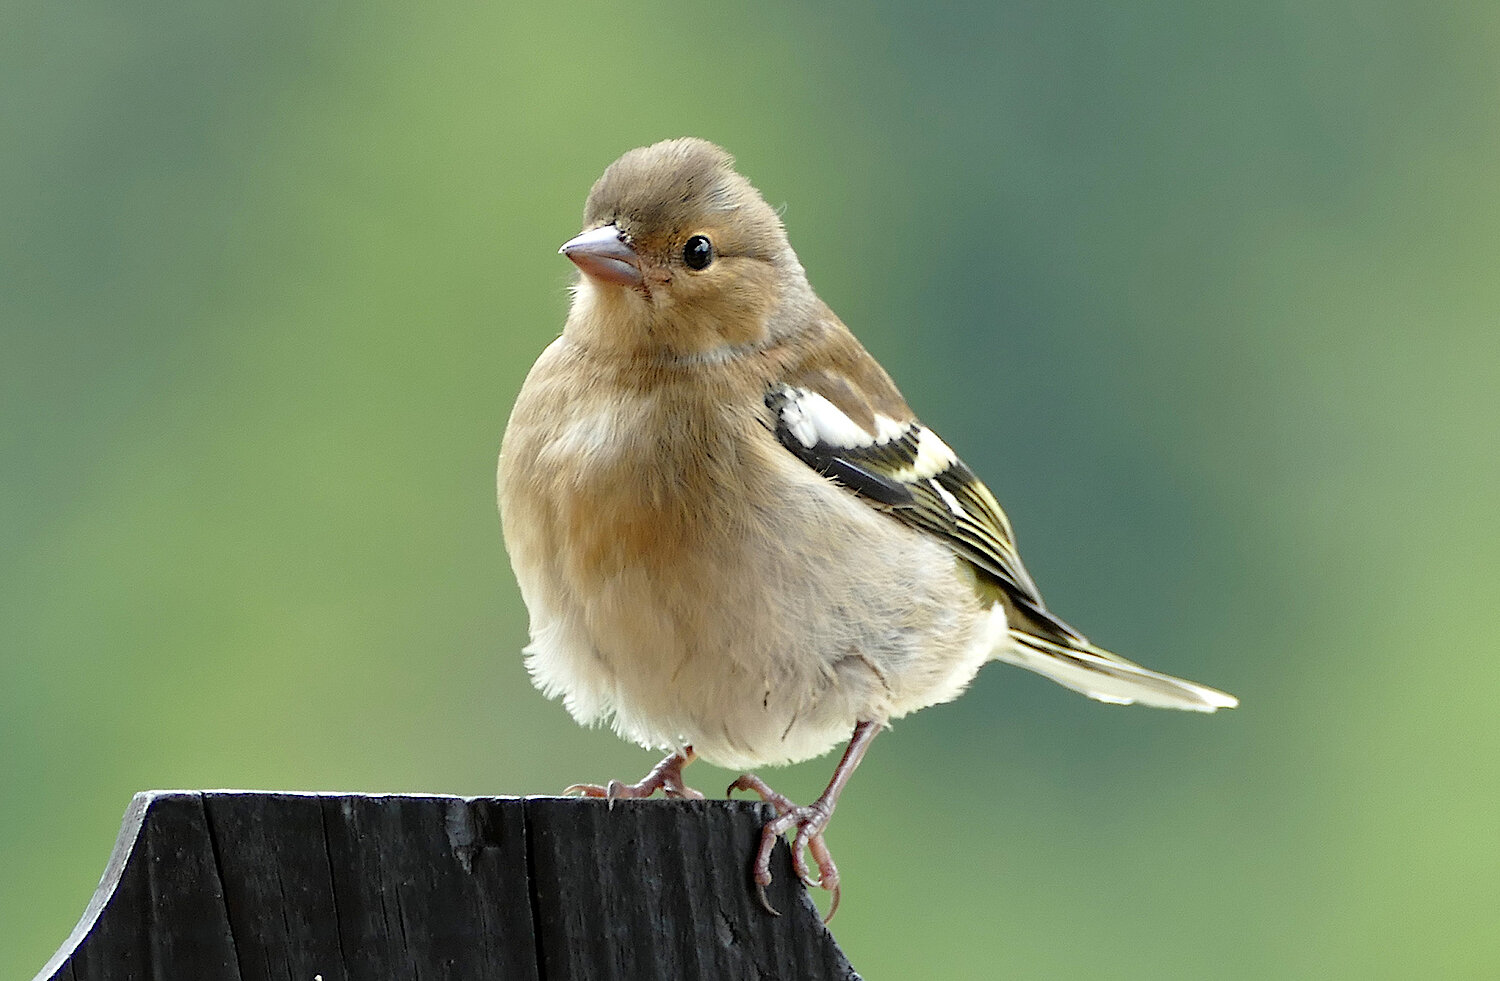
[565,747,704,801]
[728,773,842,921]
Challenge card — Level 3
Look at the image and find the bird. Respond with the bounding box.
[497,137,1237,917]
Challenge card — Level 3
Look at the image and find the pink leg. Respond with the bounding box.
[566,746,705,801]
[728,720,880,921]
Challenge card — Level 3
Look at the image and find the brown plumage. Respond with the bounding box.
[497,137,1236,915]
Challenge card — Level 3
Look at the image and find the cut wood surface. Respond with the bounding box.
[34,791,861,981]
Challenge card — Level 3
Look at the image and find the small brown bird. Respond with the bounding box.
[497,138,1236,915]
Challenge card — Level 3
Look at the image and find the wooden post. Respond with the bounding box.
[34,791,861,980]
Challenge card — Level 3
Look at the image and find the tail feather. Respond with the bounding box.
[996,630,1239,712]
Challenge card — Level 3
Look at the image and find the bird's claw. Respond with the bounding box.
[729,772,844,922]
[727,773,795,812]
[754,882,780,917]
[563,778,704,800]
[564,750,704,802]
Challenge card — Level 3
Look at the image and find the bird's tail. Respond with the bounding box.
[995,627,1238,712]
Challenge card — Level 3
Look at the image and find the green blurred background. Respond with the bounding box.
[4,1,1497,977]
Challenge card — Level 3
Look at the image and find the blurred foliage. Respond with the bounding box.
[4,1,1499,977]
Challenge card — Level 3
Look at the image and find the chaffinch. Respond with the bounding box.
[497,137,1236,916]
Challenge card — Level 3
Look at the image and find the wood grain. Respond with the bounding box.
[33,792,860,981]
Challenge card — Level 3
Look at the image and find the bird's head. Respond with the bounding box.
[559,138,812,361]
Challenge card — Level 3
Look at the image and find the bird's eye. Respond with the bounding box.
[683,235,714,270]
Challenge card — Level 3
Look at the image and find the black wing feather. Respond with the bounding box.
[765,384,1070,633]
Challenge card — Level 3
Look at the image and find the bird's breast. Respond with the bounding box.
[535,393,753,580]
[499,344,996,768]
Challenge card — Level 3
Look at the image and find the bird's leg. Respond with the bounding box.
[728,720,880,920]
[565,745,705,801]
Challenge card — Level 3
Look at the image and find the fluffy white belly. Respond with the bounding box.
[498,346,1005,769]
[511,453,1003,770]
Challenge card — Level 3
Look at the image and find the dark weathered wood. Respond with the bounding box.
[527,797,859,980]
[34,791,861,981]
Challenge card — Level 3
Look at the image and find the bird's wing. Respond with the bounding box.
[763,379,1079,639]
[762,332,1238,713]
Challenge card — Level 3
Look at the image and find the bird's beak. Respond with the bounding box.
[559,224,643,287]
